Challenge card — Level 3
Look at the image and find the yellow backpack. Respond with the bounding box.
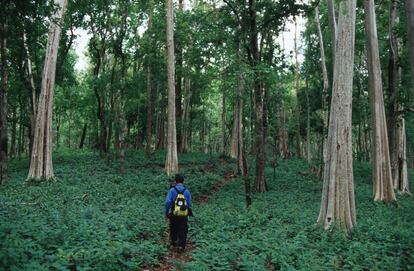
[172,187,188,217]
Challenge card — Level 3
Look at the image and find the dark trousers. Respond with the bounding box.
[169,216,188,249]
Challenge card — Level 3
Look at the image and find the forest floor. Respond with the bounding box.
[1,149,414,270]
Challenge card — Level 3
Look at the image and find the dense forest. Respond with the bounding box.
[1,0,414,270]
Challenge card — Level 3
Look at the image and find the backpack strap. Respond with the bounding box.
[174,186,186,194]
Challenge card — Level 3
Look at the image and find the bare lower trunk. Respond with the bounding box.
[327,0,337,62]
[165,0,178,175]
[27,0,67,181]
[317,0,357,232]
[180,78,191,153]
[294,18,301,158]
[221,87,226,154]
[406,0,414,96]
[394,117,410,193]
[364,0,395,202]
[231,72,244,174]
[9,106,17,158]
[0,22,8,183]
[145,0,154,158]
[278,101,289,159]
[315,6,329,177]
[79,123,87,149]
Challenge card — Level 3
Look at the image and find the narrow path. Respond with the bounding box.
[147,168,234,271]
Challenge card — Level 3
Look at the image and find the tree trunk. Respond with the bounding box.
[221,86,226,154]
[79,123,87,149]
[9,106,17,158]
[327,0,337,62]
[294,17,301,158]
[395,117,410,193]
[388,0,405,186]
[278,101,289,159]
[317,0,357,232]
[315,6,329,177]
[176,0,184,153]
[165,0,179,175]
[145,0,154,159]
[27,0,67,181]
[406,0,414,97]
[180,78,191,153]
[364,0,395,202]
[0,22,8,183]
[306,75,311,162]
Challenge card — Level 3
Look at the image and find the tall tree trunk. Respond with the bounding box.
[395,117,410,193]
[305,74,311,162]
[230,67,244,175]
[145,0,154,159]
[317,0,357,232]
[249,0,267,192]
[79,123,87,149]
[221,86,226,154]
[406,0,414,97]
[180,78,191,153]
[327,0,337,62]
[165,0,178,175]
[176,0,184,152]
[294,17,301,158]
[27,0,67,181]
[278,101,289,159]
[388,0,404,186]
[9,106,17,158]
[0,22,8,183]
[23,32,37,156]
[315,6,329,177]
[18,102,23,160]
[364,0,395,202]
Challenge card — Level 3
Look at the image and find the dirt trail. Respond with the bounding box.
[147,166,234,271]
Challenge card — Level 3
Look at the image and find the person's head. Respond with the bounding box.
[175,174,185,184]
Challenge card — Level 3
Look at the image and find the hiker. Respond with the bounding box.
[165,174,192,252]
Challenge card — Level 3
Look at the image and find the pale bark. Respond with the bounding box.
[0,22,8,183]
[165,0,179,175]
[221,87,226,154]
[278,101,289,159]
[317,0,357,232]
[394,117,410,193]
[315,6,329,177]
[27,0,67,181]
[364,0,395,202]
[406,0,414,96]
[230,70,244,174]
[180,78,191,153]
[294,18,301,158]
[145,0,154,158]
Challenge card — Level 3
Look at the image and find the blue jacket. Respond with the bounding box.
[165,183,192,215]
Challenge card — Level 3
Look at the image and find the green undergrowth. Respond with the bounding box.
[0,149,233,270]
[184,158,414,271]
[1,150,413,270]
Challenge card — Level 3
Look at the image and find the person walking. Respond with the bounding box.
[165,174,192,252]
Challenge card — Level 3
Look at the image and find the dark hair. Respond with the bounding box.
[175,174,184,183]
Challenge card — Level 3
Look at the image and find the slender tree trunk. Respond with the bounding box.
[221,86,226,154]
[395,116,410,193]
[315,6,329,177]
[294,17,301,158]
[306,75,311,162]
[0,22,8,183]
[327,0,337,62]
[364,0,395,202]
[278,101,289,159]
[388,0,404,186]
[165,0,178,175]
[230,66,244,174]
[79,123,87,149]
[317,0,357,232]
[180,78,191,153]
[176,0,184,152]
[145,0,154,159]
[9,106,16,158]
[406,0,414,97]
[27,0,67,181]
